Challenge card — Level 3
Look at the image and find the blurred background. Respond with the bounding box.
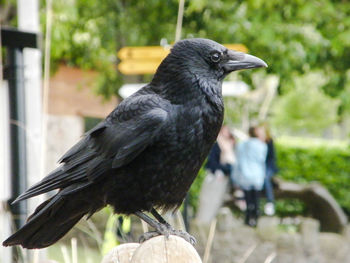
[1,0,350,262]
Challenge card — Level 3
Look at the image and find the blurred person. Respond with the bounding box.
[196,125,236,223]
[205,125,236,177]
[263,124,278,216]
[234,126,267,227]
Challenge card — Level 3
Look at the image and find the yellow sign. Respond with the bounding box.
[118,60,163,75]
[223,44,248,53]
[118,46,171,60]
[117,44,248,75]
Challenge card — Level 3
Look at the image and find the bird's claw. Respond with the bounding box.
[139,228,196,246]
[139,231,163,243]
[172,230,197,246]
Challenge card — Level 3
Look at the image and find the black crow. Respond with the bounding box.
[3,38,267,249]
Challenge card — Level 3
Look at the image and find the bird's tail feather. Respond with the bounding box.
[2,193,90,249]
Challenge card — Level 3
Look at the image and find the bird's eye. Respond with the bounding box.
[210,52,221,63]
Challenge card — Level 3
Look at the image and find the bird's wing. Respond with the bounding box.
[13,94,169,202]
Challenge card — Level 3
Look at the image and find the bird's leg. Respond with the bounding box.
[135,211,171,243]
[152,209,196,245]
[136,209,196,246]
[150,208,173,230]
[134,211,166,230]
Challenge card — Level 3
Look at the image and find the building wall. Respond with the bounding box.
[45,114,84,174]
[45,64,119,175]
[48,65,119,118]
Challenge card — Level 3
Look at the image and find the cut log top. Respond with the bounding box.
[101,235,202,263]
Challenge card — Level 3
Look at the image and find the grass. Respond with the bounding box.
[47,240,102,263]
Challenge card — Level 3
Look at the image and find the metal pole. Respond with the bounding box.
[41,0,52,185]
[7,47,27,230]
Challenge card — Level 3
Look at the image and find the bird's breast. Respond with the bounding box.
[108,98,224,213]
[146,101,223,199]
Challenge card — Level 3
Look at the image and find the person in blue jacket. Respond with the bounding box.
[234,125,267,227]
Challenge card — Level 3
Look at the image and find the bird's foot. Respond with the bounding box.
[139,231,162,243]
[135,210,196,245]
[139,228,196,246]
[139,221,173,243]
[171,229,197,245]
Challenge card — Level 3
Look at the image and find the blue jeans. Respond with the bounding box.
[264,168,275,202]
[229,164,235,186]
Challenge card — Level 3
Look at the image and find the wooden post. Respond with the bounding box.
[101,243,139,263]
[101,235,202,263]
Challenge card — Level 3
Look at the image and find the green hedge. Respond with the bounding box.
[275,140,350,215]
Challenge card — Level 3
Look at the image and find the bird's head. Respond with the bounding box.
[155,38,267,83]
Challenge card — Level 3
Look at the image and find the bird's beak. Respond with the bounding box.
[223,50,268,72]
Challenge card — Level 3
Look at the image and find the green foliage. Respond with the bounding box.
[272,71,340,134]
[0,0,17,26]
[84,116,102,131]
[44,0,179,98]
[183,0,350,97]
[101,207,119,255]
[274,199,306,217]
[275,140,350,215]
[188,166,206,213]
[45,0,350,117]
[223,96,246,126]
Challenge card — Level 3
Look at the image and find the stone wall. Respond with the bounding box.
[191,208,350,263]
